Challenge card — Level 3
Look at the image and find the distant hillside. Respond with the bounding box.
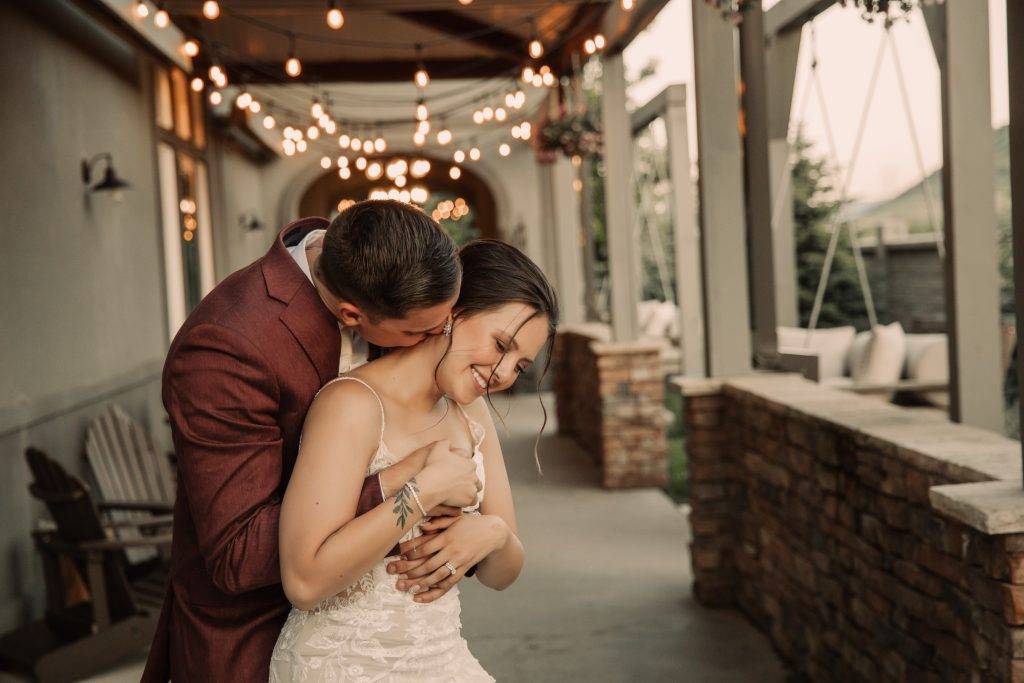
[850,125,1010,234]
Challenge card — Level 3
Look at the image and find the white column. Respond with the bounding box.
[691,0,752,375]
[663,84,706,377]
[600,52,641,342]
[538,157,586,326]
[925,0,1004,431]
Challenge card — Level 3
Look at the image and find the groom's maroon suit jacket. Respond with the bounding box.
[142,218,385,682]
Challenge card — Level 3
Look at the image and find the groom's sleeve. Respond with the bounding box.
[164,323,384,595]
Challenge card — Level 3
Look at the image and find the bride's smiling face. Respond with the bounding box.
[435,303,550,405]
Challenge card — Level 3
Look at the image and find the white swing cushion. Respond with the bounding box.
[851,322,906,400]
[777,325,855,381]
[904,333,949,408]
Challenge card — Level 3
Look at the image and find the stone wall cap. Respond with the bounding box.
[930,480,1024,534]
[589,340,665,355]
[671,376,723,397]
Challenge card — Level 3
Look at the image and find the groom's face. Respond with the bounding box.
[353,296,457,348]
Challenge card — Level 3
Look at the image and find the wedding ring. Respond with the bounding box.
[444,561,457,576]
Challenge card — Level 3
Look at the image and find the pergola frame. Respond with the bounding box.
[691,0,1005,435]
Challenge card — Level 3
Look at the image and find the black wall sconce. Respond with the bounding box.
[81,153,130,199]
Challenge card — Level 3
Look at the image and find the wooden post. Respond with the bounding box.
[924,0,1004,432]
[691,0,752,375]
[662,84,707,377]
[600,52,641,341]
[739,1,779,366]
[1007,0,1024,471]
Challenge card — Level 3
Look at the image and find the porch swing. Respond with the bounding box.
[775,19,950,404]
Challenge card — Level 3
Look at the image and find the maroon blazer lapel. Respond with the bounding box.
[262,218,340,385]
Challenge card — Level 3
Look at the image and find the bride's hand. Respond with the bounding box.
[388,514,510,603]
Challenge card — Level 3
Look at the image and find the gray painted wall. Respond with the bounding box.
[0,3,168,629]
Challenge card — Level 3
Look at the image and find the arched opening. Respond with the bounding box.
[298,153,500,241]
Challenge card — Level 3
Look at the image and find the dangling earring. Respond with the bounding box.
[442,318,453,336]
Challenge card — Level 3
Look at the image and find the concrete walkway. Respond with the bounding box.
[457,394,790,682]
[16,394,790,682]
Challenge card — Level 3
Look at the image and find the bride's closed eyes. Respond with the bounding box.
[494,336,532,374]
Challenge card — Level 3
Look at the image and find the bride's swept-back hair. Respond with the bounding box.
[448,239,559,472]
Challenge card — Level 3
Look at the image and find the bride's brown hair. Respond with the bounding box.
[440,239,559,472]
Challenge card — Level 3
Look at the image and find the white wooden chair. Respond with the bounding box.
[84,404,175,563]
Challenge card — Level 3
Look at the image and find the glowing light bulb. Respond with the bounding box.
[283,139,296,156]
[528,39,544,59]
[337,156,348,168]
[374,137,386,152]
[413,131,426,147]
[154,8,169,28]
[311,101,324,119]
[356,139,369,154]
[436,128,452,145]
[202,1,220,20]
[414,68,430,89]
[320,156,332,170]
[410,186,429,204]
[515,90,526,108]
[190,77,204,92]
[472,110,484,125]
[531,74,543,87]
[236,92,252,109]
[410,159,431,178]
[454,150,466,163]
[542,71,555,87]
[399,189,411,203]
[522,66,535,82]
[482,107,494,121]
[584,39,596,55]
[495,107,507,122]
[512,124,521,139]
[263,114,276,129]
[285,56,302,78]
[349,137,362,152]
[296,139,308,152]
[449,166,461,180]
[355,156,367,170]
[133,1,149,19]
[307,126,320,140]
[417,119,430,135]
[248,100,261,113]
[209,90,222,105]
[622,0,634,10]
[339,167,351,179]
[594,33,606,50]
[182,39,200,58]
[366,162,383,180]
[395,175,407,188]
[416,102,429,121]
[499,143,511,157]
[338,134,350,148]
[469,146,481,161]
[326,2,345,30]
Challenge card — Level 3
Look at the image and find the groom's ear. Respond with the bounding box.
[336,302,364,327]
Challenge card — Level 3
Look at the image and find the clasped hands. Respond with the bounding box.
[379,439,508,604]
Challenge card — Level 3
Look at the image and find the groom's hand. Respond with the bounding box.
[387,514,509,603]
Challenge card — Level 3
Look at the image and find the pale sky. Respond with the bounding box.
[623,0,1010,202]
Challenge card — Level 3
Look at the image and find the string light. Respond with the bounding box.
[349,137,362,151]
[182,39,200,58]
[410,186,429,204]
[283,139,296,156]
[320,156,332,169]
[410,159,431,178]
[263,114,276,129]
[323,119,337,135]
[594,34,606,50]
[495,107,507,122]
[296,139,308,152]
[366,161,384,180]
[469,146,481,161]
[454,150,466,163]
[339,167,351,179]
[307,125,320,140]
[499,143,511,157]
[482,106,494,122]
[394,175,407,188]
[584,39,596,55]
[522,66,535,83]
[449,166,462,180]
[190,77,204,92]
[374,136,387,152]
[133,1,149,19]
[236,92,253,109]
[311,99,324,119]
[285,34,302,77]
[416,119,430,135]
[326,0,345,30]
[472,110,484,125]
[622,0,635,9]
[338,134,351,148]
[416,99,429,122]
[337,156,349,168]
[209,90,222,105]
[414,44,430,89]
[154,3,169,28]
[436,124,452,146]
[413,131,427,147]
[249,100,261,113]
[202,1,220,20]
[355,156,367,170]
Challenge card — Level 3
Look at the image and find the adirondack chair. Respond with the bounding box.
[85,404,175,564]
[0,448,171,682]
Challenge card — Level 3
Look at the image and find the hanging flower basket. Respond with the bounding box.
[535,112,602,163]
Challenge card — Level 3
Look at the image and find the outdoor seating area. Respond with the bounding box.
[4,0,1024,680]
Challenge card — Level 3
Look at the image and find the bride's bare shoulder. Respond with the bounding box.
[306,378,382,430]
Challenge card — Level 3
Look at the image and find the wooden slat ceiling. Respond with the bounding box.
[167,0,610,83]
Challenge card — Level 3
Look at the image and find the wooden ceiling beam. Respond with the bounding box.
[390,9,526,61]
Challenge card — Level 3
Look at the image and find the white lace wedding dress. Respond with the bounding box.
[269,376,494,682]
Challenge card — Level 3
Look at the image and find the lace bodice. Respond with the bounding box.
[270,376,493,682]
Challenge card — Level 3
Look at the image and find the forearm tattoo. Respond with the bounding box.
[392,477,418,527]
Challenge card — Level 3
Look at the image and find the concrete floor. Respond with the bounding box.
[20,394,790,682]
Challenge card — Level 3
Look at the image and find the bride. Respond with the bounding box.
[270,239,558,681]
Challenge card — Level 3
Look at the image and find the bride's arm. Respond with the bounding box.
[465,397,524,591]
[279,381,448,610]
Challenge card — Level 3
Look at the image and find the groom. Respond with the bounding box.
[143,201,497,682]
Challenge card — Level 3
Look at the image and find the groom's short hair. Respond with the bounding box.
[318,199,460,321]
